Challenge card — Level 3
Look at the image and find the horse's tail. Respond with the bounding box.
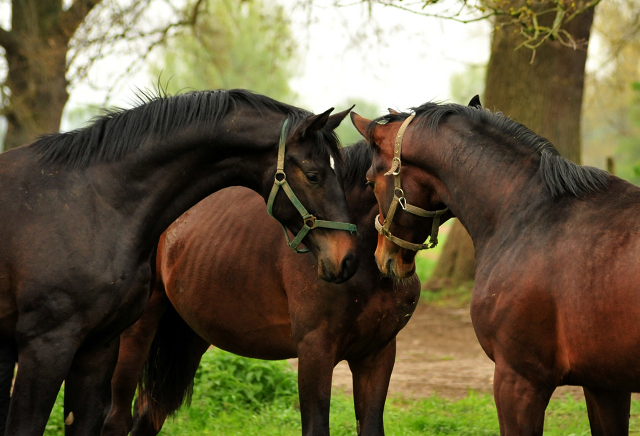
[137,303,208,425]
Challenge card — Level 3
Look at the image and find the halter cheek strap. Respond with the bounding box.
[375,113,448,251]
[267,119,358,253]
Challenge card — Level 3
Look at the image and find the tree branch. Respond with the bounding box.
[60,0,103,42]
[0,26,17,54]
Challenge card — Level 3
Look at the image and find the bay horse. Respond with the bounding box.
[351,98,640,435]
[0,89,359,436]
[101,142,420,436]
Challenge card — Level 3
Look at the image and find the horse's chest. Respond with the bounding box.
[348,287,419,352]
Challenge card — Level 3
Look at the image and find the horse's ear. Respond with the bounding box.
[325,105,355,131]
[388,108,399,115]
[468,95,482,108]
[350,112,371,138]
[301,108,334,136]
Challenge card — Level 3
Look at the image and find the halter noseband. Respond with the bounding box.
[267,119,358,253]
[374,113,448,251]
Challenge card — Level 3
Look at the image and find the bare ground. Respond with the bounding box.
[291,302,588,400]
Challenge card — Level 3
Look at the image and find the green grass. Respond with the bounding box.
[157,389,640,436]
[420,281,475,307]
[42,349,640,435]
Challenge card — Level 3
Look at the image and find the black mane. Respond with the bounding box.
[368,102,610,198]
[32,89,338,168]
[341,141,372,191]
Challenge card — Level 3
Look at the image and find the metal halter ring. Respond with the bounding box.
[304,216,316,229]
[275,171,286,183]
[394,188,407,210]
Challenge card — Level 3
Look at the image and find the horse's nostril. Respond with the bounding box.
[337,251,359,283]
[385,258,393,275]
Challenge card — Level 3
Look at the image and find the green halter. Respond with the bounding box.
[267,119,358,253]
[375,113,449,251]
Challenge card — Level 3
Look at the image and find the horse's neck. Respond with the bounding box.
[416,133,546,246]
[89,127,277,255]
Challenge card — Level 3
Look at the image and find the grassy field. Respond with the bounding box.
[43,348,640,435]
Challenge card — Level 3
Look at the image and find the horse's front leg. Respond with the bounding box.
[0,340,17,435]
[493,361,553,436]
[64,335,121,436]
[5,326,81,435]
[583,387,630,436]
[297,332,335,436]
[101,287,170,436]
[348,339,395,436]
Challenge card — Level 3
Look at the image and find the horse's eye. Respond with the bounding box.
[306,173,319,184]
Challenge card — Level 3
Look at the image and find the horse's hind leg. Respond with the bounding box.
[348,339,396,436]
[492,362,553,436]
[101,288,170,436]
[63,336,120,436]
[129,397,165,436]
[584,387,630,436]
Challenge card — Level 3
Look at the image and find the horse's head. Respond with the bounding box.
[351,111,452,279]
[267,107,359,283]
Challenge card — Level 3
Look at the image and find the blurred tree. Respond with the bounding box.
[449,64,486,105]
[582,0,640,182]
[427,0,595,288]
[0,0,205,151]
[335,98,380,145]
[150,0,297,102]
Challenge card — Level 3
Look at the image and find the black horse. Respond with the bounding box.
[0,89,358,435]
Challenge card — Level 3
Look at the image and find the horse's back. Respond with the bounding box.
[158,187,296,359]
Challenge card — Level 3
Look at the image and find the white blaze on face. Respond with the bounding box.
[330,155,335,172]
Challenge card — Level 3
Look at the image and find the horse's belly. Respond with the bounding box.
[196,322,297,360]
[565,367,640,392]
[169,291,297,360]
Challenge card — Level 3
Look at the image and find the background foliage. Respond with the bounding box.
[149,0,298,101]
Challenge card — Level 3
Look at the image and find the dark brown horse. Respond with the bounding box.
[101,142,420,436]
[352,99,640,435]
[0,89,359,435]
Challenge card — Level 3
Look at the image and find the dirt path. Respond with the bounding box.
[323,302,585,400]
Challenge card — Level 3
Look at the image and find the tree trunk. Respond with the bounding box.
[1,0,100,151]
[424,219,475,289]
[426,5,595,289]
[4,37,69,150]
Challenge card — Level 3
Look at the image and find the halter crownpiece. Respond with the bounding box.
[375,113,449,251]
[267,118,358,253]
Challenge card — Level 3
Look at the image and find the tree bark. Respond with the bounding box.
[426,5,595,289]
[1,0,100,151]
